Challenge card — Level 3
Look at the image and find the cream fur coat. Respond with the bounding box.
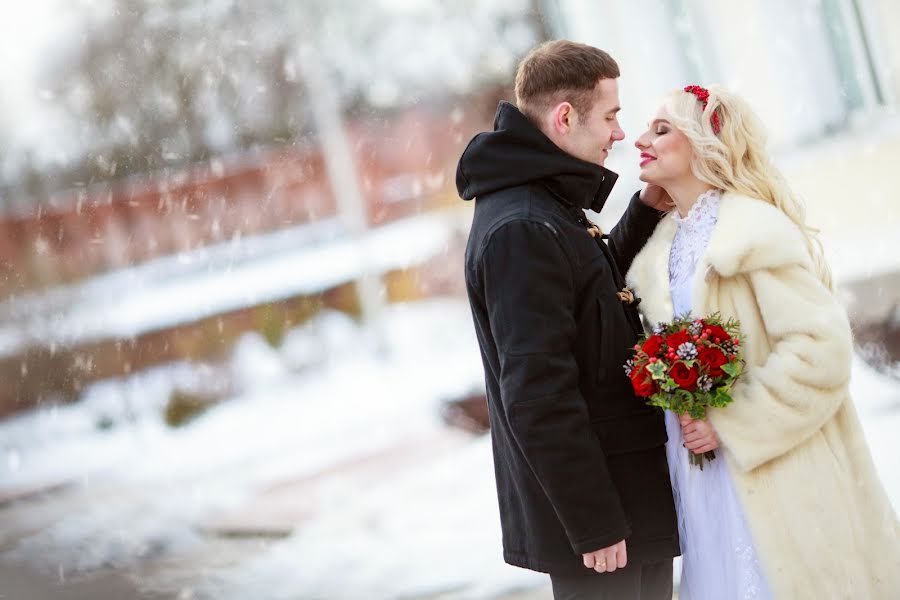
[625,191,900,598]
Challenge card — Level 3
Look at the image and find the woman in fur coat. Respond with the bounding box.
[625,84,900,599]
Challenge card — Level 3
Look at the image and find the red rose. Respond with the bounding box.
[630,366,656,397]
[706,325,731,343]
[698,346,728,378]
[669,362,700,391]
[665,330,691,351]
[641,335,664,357]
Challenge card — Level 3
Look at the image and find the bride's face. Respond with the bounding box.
[634,106,693,185]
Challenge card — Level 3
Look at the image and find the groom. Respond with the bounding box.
[457,40,679,598]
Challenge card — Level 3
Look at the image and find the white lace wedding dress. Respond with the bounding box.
[665,189,773,600]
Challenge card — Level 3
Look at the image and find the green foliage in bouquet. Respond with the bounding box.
[626,312,745,468]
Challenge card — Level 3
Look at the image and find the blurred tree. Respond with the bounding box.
[3,0,539,205]
[40,0,311,192]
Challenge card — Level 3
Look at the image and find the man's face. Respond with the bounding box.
[556,78,625,167]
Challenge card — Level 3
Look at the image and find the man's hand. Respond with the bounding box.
[680,414,721,454]
[638,184,673,211]
[582,539,627,573]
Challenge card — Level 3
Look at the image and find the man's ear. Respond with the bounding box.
[550,101,575,135]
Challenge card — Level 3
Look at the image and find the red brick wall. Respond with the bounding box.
[0,105,486,297]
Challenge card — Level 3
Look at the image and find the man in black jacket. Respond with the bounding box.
[457,40,679,599]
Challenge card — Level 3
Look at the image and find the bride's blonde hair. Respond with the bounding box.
[661,85,834,292]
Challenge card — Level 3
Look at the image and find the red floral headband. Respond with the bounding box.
[684,85,721,135]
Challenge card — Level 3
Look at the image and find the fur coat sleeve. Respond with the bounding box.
[710,262,854,472]
[698,197,854,472]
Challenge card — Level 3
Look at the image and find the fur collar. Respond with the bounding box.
[625,191,810,326]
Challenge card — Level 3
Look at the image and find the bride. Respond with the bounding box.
[626,84,900,599]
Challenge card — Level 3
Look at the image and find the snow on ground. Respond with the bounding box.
[851,355,900,503]
[2,299,484,494]
[195,434,546,600]
[1,299,547,598]
[1,296,899,599]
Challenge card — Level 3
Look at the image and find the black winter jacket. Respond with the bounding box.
[458,102,680,575]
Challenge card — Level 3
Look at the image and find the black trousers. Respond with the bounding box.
[550,559,673,600]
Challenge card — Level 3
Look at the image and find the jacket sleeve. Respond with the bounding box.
[607,191,667,278]
[479,219,630,554]
[709,264,853,472]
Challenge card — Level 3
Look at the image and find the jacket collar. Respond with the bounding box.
[626,192,812,325]
[456,101,618,212]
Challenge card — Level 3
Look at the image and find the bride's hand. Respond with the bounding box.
[638,184,674,211]
[680,414,721,454]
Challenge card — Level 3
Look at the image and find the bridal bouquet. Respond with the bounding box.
[625,313,744,469]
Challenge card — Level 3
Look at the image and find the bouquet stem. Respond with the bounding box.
[689,450,717,470]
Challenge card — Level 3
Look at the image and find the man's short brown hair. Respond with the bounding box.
[514,40,620,124]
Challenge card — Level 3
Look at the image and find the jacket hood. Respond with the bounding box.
[455,101,618,212]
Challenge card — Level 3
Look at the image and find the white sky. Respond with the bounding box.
[0,0,75,148]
